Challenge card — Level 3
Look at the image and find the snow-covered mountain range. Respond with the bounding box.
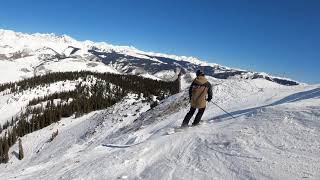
[0,29,298,85]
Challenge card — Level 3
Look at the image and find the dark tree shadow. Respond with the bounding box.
[12,151,19,159]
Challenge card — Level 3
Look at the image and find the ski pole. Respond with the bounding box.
[212,83,222,87]
[210,101,237,120]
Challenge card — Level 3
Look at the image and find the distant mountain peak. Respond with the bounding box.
[0,28,299,86]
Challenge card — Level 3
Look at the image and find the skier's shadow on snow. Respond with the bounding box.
[209,87,320,122]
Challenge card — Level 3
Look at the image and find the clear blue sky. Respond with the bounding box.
[1,0,319,83]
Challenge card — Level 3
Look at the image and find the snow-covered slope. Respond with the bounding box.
[0,29,299,85]
[1,77,319,179]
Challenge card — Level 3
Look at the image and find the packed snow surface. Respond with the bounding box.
[1,78,319,180]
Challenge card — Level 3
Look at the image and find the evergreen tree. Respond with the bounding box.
[10,117,14,126]
[18,138,24,160]
[3,139,9,163]
[0,139,3,163]
[49,130,59,142]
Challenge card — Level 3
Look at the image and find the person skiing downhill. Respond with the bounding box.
[181,69,213,127]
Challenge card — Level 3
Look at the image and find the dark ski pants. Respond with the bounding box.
[182,107,205,127]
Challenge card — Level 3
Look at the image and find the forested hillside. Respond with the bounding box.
[0,71,179,163]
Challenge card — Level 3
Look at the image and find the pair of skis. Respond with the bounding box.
[103,88,237,148]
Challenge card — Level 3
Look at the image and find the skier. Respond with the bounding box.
[181,69,212,127]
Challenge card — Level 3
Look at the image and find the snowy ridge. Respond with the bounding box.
[1,77,319,179]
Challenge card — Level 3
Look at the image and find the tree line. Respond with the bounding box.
[0,71,179,163]
[0,71,179,95]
